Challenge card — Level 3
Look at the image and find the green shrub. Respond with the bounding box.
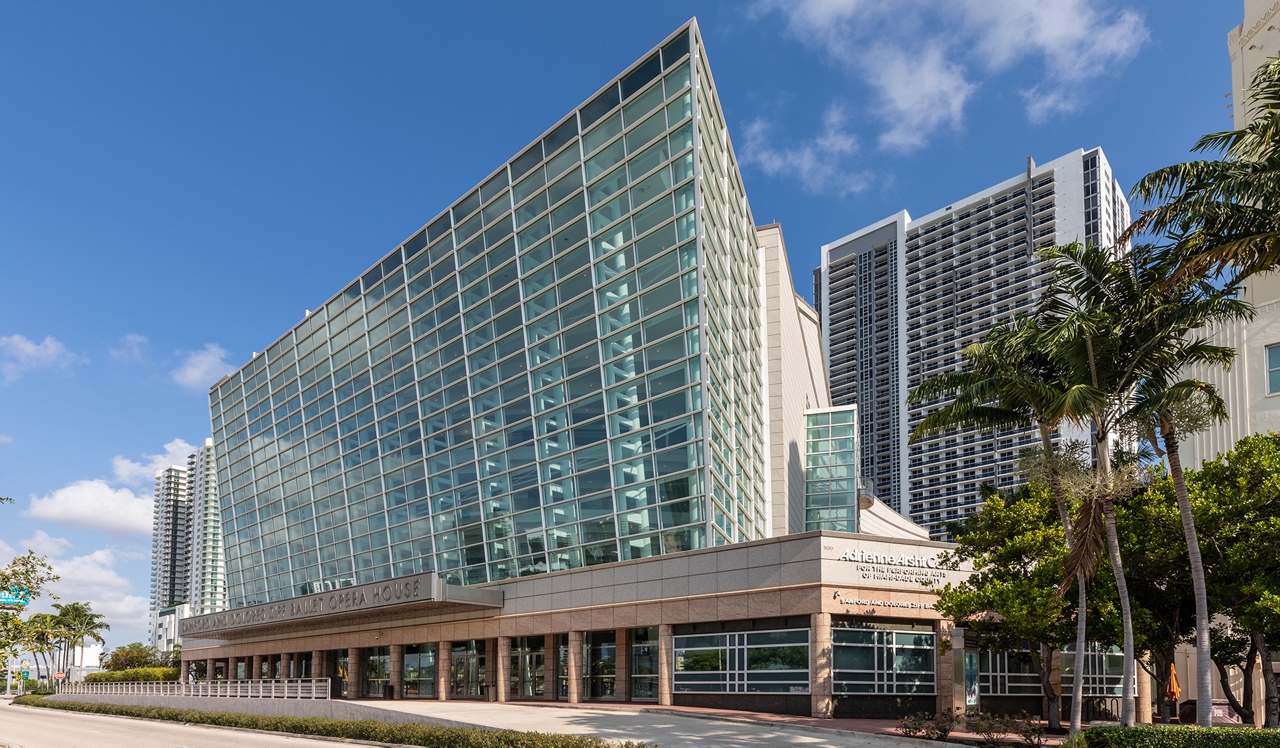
[13,697,658,747]
[84,667,178,683]
[1085,725,1280,747]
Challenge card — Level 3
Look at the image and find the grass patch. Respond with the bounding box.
[11,695,657,747]
[1085,725,1280,747]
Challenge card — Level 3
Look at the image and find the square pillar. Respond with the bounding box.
[810,612,833,718]
[347,647,361,699]
[180,659,190,682]
[941,623,965,717]
[614,629,630,702]
[252,654,264,680]
[485,639,498,700]
[567,631,583,704]
[658,624,673,706]
[205,658,216,681]
[311,650,325,681]
[496,637,511,703]
[544,636,559,700]
[436,641,450,701]
[389,644,403,700]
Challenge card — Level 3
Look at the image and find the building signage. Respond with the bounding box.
[180,572,437,636]
[829,544,966,588]
[0,587,29,609]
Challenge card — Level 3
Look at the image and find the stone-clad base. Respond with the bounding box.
[832,695,936,719]
[43,694,485,729]
[673,693,811,716]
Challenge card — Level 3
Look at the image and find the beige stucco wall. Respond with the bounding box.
[1229,1,1280,128]
[759,223,831,537]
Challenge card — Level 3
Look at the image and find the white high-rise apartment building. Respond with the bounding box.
[187,438,226,615]
[149,465,191,612]
[816,148,1129,536]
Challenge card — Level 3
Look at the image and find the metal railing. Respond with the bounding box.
[58,678,330,699]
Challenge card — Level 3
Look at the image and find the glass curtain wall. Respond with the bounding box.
[403,643,437,698]
[450,640,487,699]
[979,649,1042,696]
[330,650,349,698]
[673,629,809,694]
[1061,643,1126,696]
[832,624,936,695]
[804,407,858,532]
[630,627,659,700]
[206,23,767,611]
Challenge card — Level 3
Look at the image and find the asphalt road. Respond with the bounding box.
[0,703,342,748]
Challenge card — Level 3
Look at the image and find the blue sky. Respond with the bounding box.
[0,0,1240,647]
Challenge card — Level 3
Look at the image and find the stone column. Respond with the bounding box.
[810,612,833,718]
[658,624,673,707]
[435,641,449,701]
[567,631,583,703]
[347,647,361,699]
[389,644,403,700]
[180,659,190,682]
[496,637,511,703]
[544,636,559,700]
[312,650,325,680]
[941,623,965,717]
[205,658,216,681]
[1137,657,1152,724]
[485,639,498,701]
[231,657,242,680]
[252,654,264,681]
[614,629,630,702]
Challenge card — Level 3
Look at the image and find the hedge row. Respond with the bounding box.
[1086,725,1280,747]
[85,667,179,683]
[12,696,657,748]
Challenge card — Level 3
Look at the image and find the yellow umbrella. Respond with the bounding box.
[1167,662,1181,704]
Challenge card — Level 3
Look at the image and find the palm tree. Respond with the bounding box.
[907,316,1093,732]
[1126,58,1280,284]
[53,602,110,681]
[1040,240,1250,726]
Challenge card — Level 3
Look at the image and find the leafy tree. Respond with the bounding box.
[933,483,1073,730]
[1192,434,1280,728]
[103,642,162,671]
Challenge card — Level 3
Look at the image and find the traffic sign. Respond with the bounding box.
[20,670,29,681]
[55,672,64,680]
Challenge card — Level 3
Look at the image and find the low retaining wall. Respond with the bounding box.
[43,693,485,729]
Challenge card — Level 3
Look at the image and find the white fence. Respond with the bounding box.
[58,678,331,699]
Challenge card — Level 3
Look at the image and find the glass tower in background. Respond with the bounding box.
[208,21,767,608]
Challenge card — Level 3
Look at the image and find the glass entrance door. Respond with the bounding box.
[450,640,487,699]
[509,636,546,699]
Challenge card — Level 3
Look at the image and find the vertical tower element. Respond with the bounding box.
[150,465,191,608]
[205,21,771,609]
[188,438,226,614]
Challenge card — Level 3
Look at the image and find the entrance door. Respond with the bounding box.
[511,652,545,699]
[450,641,486,699]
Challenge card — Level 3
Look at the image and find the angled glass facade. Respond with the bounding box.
[208,22,766,608]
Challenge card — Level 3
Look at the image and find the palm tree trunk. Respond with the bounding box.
[1095,431,1136,726]
[1162,428,1212,728]
[1040,422,1088,733]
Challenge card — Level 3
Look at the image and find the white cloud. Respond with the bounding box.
[0,537,14,559]
[0,334,82,384]
[110,437,197,486]
[750,0,1147,146]
[21,530,72,558]
[170,343,235,391]
[109,333,148,362]
[27,480,153,539]
[741,104,871,196]
[864,43,974,151]
[0,434,12,444]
